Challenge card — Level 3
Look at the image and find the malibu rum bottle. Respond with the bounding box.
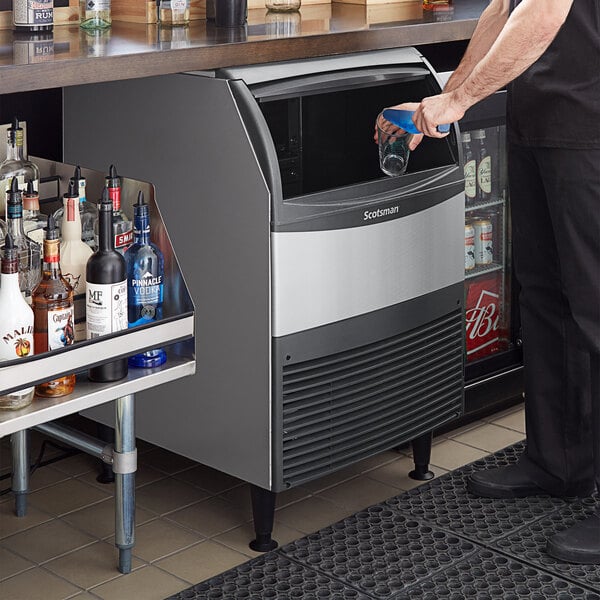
[0,234,35,410]
[86,187,128,382]
[32,214,76,397]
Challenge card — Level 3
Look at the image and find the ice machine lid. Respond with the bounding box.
[214,47,427,87]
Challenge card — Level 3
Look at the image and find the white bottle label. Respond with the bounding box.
[47,307,75,350]
[86,281,128,339]
[477,156,492,195]
[25,227,45,245]
[0,310,35,398]
[464,159,476,199]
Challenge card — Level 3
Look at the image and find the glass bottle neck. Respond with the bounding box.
[42,239,62,275]
[6,137,25,162]
[7,213,26,238]
[133,214,150,246]
[98,207,114,252]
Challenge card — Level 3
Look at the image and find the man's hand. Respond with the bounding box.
[412,92,466,138]
[374,102,423,150]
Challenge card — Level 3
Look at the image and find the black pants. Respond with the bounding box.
[509,144,600,497]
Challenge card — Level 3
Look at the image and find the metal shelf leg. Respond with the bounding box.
[11,429,28,517]
[114,394,136,574]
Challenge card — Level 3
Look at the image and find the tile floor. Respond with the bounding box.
[0,403,525,600]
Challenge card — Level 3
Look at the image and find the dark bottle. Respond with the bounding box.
[461,132,476,205]
[32,214,76,398]
[106,164,133,255]
[125,191,166,368]
[86,187,128,382]
[473,129,492,202]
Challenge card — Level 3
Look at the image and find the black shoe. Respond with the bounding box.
[467,464,549,499]
[546,512,600,565]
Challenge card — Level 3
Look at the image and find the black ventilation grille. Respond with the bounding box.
[280,310,464,487]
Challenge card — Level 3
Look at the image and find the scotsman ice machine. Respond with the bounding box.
[64,47,465,550]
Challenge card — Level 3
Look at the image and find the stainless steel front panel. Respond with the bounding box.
[272,193,464,337]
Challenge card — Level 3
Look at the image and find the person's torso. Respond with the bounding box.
[507,0,600,148]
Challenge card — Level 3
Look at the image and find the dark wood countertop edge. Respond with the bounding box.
[3,19,477,94]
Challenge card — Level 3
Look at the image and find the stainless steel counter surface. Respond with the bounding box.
[0,0,484,93]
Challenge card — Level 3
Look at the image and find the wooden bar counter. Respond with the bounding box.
[0,0,486,94]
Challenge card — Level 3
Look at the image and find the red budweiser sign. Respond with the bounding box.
[465,273,507,361]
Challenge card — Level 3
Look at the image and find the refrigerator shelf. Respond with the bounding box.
[465,198,504,214]
[465,262,503,280]
[0,158,196,426]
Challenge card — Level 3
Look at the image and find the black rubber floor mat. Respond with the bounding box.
[391,548,600,600]
[491,496,600,592]
[385,442,565,544]
[279,505,478,598]
[165,552,372,600]
[164,443,600,600]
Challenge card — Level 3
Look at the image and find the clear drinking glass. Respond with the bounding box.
[266,0,301,11]
[377,112,412,177]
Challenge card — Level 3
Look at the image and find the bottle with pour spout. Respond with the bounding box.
[60,179,93,342]
[54,165,98,250]
[32,214,76,398]
[0,234,35,410]
[86,187,128,382]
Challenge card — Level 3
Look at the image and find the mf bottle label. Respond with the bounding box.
[86,280,128,338]
[1,326,33,359]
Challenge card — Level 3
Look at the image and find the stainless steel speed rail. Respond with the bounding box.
[0,157,196,573]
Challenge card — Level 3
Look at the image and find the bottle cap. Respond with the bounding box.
[472,129,486,140]
[44,213,59,241]
[1,233,18,274]
[8,117,23,146]
[6,177,23,219]
[23,180,39,211]
[461,132,471,143]
[134,190,149,217]
[99,186,112,211]
[64,178,78,199]
[105,164,120,189]
[129,348,167,368]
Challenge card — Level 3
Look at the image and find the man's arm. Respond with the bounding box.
[444,0,510,93]
[414,0,574,136]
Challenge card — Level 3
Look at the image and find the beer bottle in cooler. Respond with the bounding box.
[473,129,492,202]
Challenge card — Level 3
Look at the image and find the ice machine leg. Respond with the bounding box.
[114,394,136,574]
[249,485,278,552]
[11,429,29,517]
[409,431,434,481]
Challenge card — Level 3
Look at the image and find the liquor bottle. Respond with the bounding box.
[158,0,190,26]
[461,132,476,205]
[32,214,76,397]
[79,0,111,29]
[23,179,48,245]
[1,177,42,304]
[0,234,35,410]
[473,129,492,202]
[54,165,98,250]
[94,165,132,255]
[86,187,128,382]
[126,191,166,368]
[13,0,53,32]
[0,117,40,215]
[60,179,94,342]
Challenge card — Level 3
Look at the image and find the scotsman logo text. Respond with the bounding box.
[363,206,399,221]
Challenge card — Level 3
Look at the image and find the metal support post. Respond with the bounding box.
[11,429,29,517]
[114,394,136,574]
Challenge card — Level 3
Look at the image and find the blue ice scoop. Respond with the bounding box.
[382,109,451,135]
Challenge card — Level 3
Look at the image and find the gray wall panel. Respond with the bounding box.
[64,74,273,488]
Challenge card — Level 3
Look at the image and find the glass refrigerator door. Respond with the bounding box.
[459,93,522,380]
